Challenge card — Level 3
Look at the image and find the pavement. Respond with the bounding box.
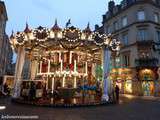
[0,95,160,120]
[121,94,160,101]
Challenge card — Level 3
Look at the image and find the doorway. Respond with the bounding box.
[142,81,154,96]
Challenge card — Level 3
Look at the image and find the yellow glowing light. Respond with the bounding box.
[50,31,55,38]
[123,94,135,99]
[118,68,123,74]
[0,106,6,110]
[143,69,151,73]
[125,81,132,93]
[57,32,62,38]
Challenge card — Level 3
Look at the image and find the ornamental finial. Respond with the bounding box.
[87,22,90,29]
[66,19,71,28]
[51,18,61,31]
[55,18,58,26]
[24,22,31,33]
[83,22,91,34]
[10,30,14,39]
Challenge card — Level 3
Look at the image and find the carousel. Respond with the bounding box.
[10,20,120,106]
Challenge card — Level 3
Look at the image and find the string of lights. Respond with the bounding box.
[10,22,120,52]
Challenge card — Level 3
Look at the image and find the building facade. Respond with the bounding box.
[100,0,160,96]
[0,1,13,78]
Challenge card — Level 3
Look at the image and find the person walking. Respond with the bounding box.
[115,85,120,102]
[0,82,7,96]
[3,83,10,95]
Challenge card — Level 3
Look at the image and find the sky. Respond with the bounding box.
[4,0,120,62]
[5,0,120,35]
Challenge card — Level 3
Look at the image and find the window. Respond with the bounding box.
[137,29,148,41]
[107,25,112,33]
[154,13,159,23]
[123,55,130,67]
[122,16,127,27]
[156,31,160,42]
[137,10,145,21]
[115,57,120,68]
[122,33,129,45]
[113,21,118,31]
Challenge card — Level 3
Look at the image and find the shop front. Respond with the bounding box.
[124,79,132,94]
[139,68,156,96]
[142,81,154,96]
[110,68,133,94]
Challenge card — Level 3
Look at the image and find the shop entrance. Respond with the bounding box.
[139,69,155,96]
[142,81,154,96]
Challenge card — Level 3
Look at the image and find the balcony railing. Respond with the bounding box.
[135,57,159,67]
[153,41,160,53]
[136,39,153,46]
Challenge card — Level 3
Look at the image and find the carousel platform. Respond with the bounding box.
[11,97,115,108]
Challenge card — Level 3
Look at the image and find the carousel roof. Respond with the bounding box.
[10,21,120,53]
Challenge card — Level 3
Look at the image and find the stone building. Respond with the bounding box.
[0,1,13,78]
[99,0,160,96]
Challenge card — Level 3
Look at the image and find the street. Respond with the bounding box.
[0,95,160,120]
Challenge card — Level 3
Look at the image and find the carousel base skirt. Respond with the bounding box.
[11,97,115,108]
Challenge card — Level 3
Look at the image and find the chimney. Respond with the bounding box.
[108,0,115,13]
[102,15,106,22]
[95,24,99,30]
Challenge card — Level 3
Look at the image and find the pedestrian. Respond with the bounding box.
[0,82,7,96]
[3,83,10,95]
[115,85,120,101]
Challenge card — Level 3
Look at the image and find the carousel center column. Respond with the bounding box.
[74,60,77,88]
[39,60,42,74]
[51,76,55,93]
[30,59,38,80]
[60,59,66,87]
[13,46,26,98]
[102,46,111,101]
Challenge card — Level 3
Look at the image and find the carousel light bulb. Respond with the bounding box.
[50,31,55,38]
[9,40,13,45]
[81,33,86,40]
[116,46,120,51]
[23,34,28,41]
[104,38,109,45]
[29,32,35,40]
[57,32,62,38]
[88,35,93,41]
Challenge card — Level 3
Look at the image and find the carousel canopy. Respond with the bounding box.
[10,20,120,54]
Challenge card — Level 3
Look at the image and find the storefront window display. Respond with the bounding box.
[140,69,155,96]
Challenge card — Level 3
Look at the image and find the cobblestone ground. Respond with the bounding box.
[0,95,160,120]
